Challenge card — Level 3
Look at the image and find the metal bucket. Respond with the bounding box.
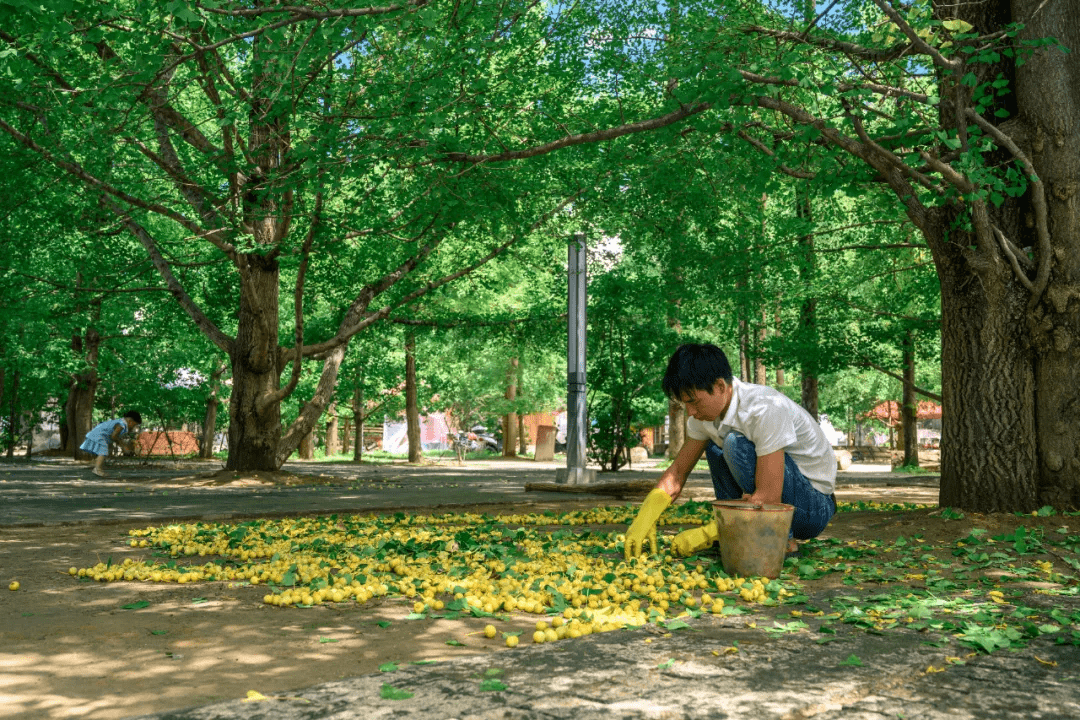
[712,500,794,579]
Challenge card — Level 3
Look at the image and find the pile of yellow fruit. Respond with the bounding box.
[74,507,795,638]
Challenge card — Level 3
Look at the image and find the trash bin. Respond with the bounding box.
[534,425,557,461]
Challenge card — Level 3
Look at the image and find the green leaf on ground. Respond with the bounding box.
[839,654,863,667]
[379,662,399,672]
[480,679,508,692]
[122,601,151,610]
[379,683,413,700]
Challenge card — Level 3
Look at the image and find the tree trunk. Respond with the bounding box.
[199,362,226,459]
[325,402,339,456]
[796,186,819,420]
[66,326,101,461]
[902,331,918,468]
[924,0,1080,511]
[1016,1,1080,510]
[226,254,283,471]
[502,356,518,457]
[405,332,421,463]
[24,410,33,458]
[737,292,750,381]
[666,399,685,459]
[774,302,785,386]
[6,368,18,459]
[755,309,767,385]
[934,218,1038,510]
[352,380,364,462]
[299,429,314,460]
[340,417,351,456]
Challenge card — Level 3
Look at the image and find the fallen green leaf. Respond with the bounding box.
[379,683,413,700]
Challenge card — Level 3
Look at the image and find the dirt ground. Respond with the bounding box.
[1,474,1077,720]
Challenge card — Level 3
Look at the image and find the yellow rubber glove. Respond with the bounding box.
[624,488,672,560]
[671,519,720,557]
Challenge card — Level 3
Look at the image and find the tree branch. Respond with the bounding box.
[441,103,712,164]
[871,0,961,71]
[256,193,322,416]
[103,199,233,353]
[856,351,943,403]
[964,108,1052,308]
[744,25,917,63]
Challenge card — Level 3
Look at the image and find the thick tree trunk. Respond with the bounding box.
[928,0,1079,511]
[935,229,1037,510]
[226,255,283,471]
[1017,1,1080,509]
[405,332,421,463]
[902,332,918,468]
[502,357,518,457]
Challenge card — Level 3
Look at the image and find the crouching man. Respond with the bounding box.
[624,343,837,560]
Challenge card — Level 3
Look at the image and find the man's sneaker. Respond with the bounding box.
[92,468,107,477]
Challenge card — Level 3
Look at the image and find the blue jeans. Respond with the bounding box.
[705,434,836,540]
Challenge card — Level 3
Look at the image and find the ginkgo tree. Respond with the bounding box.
[0,0,696,470]
[586,0,1075,512]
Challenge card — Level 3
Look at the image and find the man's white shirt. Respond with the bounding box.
[685,378,837,495]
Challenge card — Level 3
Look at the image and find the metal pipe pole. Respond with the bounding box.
[560,232,593,484]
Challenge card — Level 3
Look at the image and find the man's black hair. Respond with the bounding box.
[662,344,734,400]
[124,410,142,425]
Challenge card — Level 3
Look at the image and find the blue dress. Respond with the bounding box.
[79,418,129,457]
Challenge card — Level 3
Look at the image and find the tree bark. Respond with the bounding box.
[902,331,919,468]
[737,292,750,381]
[405,332,421,463]
[502,356,518,457]
[340,417,351,456]
[352,380,364,462]
[298,429,314,460]
[199,362,226,459]
[325,401,339,456]
[924,0,1080,511]
[796,186,819,420]
[66,326,101,461]
[226,254,283,471]
[6,368,18,459]
[755,310,767,385]
[1016,1,1080,510]
[666,399,685,460]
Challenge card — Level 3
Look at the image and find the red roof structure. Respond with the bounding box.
[865,401,942,425]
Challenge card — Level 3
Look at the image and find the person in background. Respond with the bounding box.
[80,411,142,477]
